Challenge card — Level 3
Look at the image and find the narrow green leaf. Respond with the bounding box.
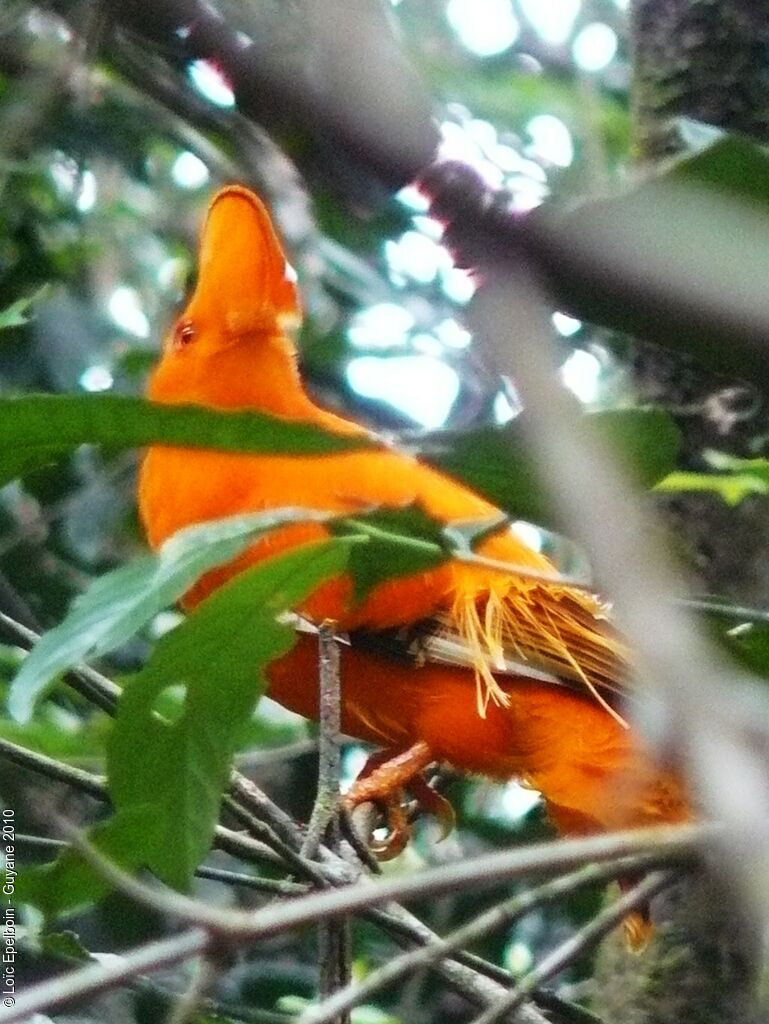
[0,285,50,332]
[9,508,334,723]
[107,540,351,889]
[655,451,769,506]
[0,394,374,488]
[419,407,680,528]
[654,470,768,505]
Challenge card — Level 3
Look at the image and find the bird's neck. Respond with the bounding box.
[148,333,323,421]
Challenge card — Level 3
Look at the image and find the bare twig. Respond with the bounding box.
[163,953,220,1024]
[57,815,711,945]
[222,794,326,884]
[301,625,350,1024]
[0,610,120,713]
[0,736,107,798]
[0,928,209,1024]
[302,623,343,859]
[364,903,511,1008]
[195,865,309,898]
[468,872,674,1024]
[296,856,678,1024]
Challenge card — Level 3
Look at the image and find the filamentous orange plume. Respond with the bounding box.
[139,187,689,912]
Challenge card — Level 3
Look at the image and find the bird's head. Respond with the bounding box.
[165,185,301,361]
[148,185,306,408]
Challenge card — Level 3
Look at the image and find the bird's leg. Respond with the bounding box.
[343,740,454,859]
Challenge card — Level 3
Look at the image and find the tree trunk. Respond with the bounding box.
[592,2,769,1018]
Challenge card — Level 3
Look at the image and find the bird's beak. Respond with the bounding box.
[187,185,301,338]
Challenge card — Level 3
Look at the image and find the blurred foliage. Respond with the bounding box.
[4,1,769,1023]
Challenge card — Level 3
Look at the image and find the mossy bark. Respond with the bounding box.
[591,3,769,1019]
[630,0,769,161]
[593,875,760,1023]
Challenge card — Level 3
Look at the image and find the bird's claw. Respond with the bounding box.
[342,741,454,860]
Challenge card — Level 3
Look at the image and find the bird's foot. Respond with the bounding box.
[343,740,455,860]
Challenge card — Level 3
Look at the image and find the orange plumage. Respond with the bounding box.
[139,186,689,848]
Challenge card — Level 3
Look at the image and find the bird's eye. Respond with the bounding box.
[173,318,196,350]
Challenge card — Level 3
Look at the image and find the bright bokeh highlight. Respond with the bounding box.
[518,0,581,46]
[511,521,543,553]
[108,286,150,339]
[76,170,97,212]
[560,348,601,404]
[526,114,574,167]
[347,355,460,428]
[446,0,519,58]
[434,317,472,349]
[385,231,447,285]
[572,22,618,72]
[172,150,210,189]
[552,312,582,337]
[188,59,236,108]
[347,303,414,349]
[79,365,113,392]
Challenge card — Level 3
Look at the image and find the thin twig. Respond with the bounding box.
[673,596,769,625]
[296,856,678,1024]
[0,609,120,713]
[163,953,220,1024]
[0,739,312,881]
[195,865,310,897]
[0,928,209,1024]
[57,815,712,945]
[14,833,68,852]
[0,737,107,798]
[14,831,311,896]
[304,625,350,1024]
[222,795,326,884]
[468,872,674,1024]
[302,623,343,859]
[364,904,511,1009]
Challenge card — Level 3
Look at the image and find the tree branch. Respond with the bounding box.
[469,872,674,1024]
[0,928,209,1024]
[296,857,682,1024]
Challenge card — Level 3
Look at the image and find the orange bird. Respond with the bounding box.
[139,186,688,861]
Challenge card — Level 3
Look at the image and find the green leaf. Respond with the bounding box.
[586,408,682,487]
[332,506,458,604]
[107,539,351,889]
[39,930,91,963]
[419,407,680,529]
[654,471,768,505]
[0,285,49,331]
[718,621,769,681]
[664,134,769,207]
[655,451,769,506]
[0,712,111,762]
[16,807,155,919]
[0,394,373,488]
[9,508,335,723]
